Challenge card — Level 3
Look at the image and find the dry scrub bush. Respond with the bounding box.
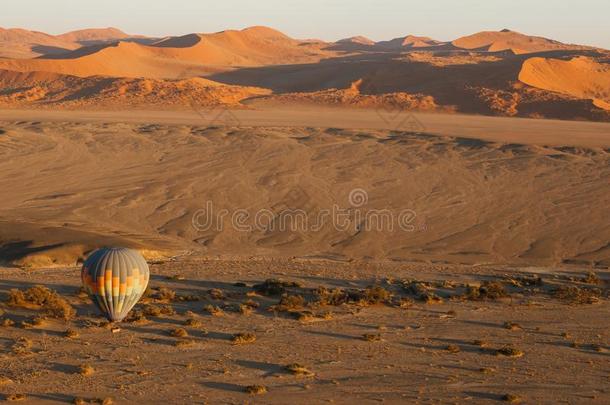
[7,286,75,320]
[232,332,256,345]
[245,385,267,395]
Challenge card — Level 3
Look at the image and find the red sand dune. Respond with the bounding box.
[452,29,594,54]
[0,27,77,58]
[377,35,445,49]
[337,36,375,46]
[0,26,608,121]
[0,26,335,79]
[519,56,610,110]
[55,27,130,44]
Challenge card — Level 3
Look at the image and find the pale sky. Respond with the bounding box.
[3,0,609,48]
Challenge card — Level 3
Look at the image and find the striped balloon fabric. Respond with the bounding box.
[81,247,150,322]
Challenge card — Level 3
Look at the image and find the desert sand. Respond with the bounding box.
[0,23,609,405]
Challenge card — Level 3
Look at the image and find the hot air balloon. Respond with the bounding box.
[81,247,150,322]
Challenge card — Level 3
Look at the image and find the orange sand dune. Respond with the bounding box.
[519,56,610,110]
[0,27,77,58]
[452,29,594,54]
[55,27,130,44]
[0,26,335,79]
[337,36,375,46]
[377,35,445,49]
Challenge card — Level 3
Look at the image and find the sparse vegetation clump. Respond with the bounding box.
[12,337,33,356]
[361,286,393,304]
[582,272,601,285]
[552,286,602,304]
[79,364,95,376]
[473,339,488,347]
[446,344,461,353]
[184,318,202,327]
[208,288,224,300]
[7,286,75,320]
[503,321,523,330]
[465,281,507,301]
[496,346,524,358]
[294,311,315,322]
[142,304,175,317]
[5,393,27,402]
[272,294,305,312]
[314,285,393,307]
[363,333,382,342]
[65,329,80,338]
[232,332,256,345]
[124,311,149,325]
[245,385,267,395]
[154,287,177,302]
[0,376,14,385]
[253,279,302,296]
[170,328,189,338]
[174,339,195,348]
[284,363,314,377]
[203,305,223,316]
[403,280,442,303]
[502,393,522,403]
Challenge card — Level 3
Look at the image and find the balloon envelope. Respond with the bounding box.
[81,247,150,322]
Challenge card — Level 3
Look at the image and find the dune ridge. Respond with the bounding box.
[0,26,609,121]
[452,29,595,54]
[519,56,610,110]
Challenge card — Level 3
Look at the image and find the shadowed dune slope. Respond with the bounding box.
[0,69,270,108]
[0,27,78,58]
[519,56,610,110]
[55,27,130,44]
[0,122,608,267]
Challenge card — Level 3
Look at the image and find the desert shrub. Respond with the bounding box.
[272,294,305,312]
[314,287,350,306]
[184,318,202,327]
[12,337,33,356]
[7,286,75,320]
[362,286,392,304]
[208,288,224,300]
[203,305,223,316]
[232,332,256,345]
[245,385,267,395]
[79,364,95,376]
[446,344,461,353]
[284,363,314,376]
[582,272,601,285]
[552,286,602,304]
[154,287,176,302]
[170,328,188,337]
[142,304,174,317]
[496,345,524,358]
[253,279,302,296]
[465,281,507,301]
[363,333,382,342]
